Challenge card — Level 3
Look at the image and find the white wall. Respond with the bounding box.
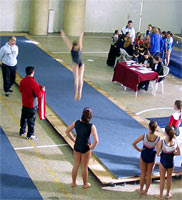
[84,0,142,33]
[0,0,181,34]
[84,0,182,34]
[0,0,30,32]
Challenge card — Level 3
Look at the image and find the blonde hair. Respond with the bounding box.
[123,37,133,48]
[151,27,159,34]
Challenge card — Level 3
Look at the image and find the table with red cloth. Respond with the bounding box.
[112,62,158,92]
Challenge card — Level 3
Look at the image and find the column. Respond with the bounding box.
[29,0,49,35]
[63,0,86,36]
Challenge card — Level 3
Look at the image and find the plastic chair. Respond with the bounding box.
[151,66,170,96]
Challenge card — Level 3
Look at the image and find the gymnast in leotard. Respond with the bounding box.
[65,107,99,189]
[61,30,84,100]
[132,121,160,196]
[154,126,180,200]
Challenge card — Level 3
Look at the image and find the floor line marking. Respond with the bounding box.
[0,94,72,199]
[52,51,108,54]
[15,144,68,150]
[136,107,173,115]
[31,35,111,39]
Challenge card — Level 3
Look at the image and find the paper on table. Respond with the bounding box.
[135,69,154,74]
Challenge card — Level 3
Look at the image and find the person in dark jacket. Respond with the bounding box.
[150,56,164,82]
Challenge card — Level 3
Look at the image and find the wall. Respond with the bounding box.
[0,0,181,34]
[0,0,30,32]
[84,0,181,34]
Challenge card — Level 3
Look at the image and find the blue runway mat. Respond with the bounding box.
[1,36,181,178]
[0,127,42,200]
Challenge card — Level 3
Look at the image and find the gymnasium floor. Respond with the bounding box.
[0,33,182,200]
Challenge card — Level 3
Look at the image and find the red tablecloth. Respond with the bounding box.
[112,62,158,91]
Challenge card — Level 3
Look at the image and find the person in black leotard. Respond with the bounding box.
[65,107,99,189]
[61,30,84,100]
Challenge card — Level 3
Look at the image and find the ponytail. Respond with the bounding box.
[81,107,92,124]
[149,121,158,133]
[165,125,175,141]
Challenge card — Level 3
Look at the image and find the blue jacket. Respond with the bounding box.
[150,33,161,53]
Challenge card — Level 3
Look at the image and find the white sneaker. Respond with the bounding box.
[27,135,38,140]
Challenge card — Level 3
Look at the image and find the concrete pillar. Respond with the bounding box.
[63,0,86,36]
[29,0,49,35]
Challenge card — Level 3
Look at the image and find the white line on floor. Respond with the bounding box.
[52,51,108,54]
[136,107,173,115]
[14,144,68,150]
[31,35,111,39]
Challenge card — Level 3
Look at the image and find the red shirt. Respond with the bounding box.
[169,111,182,128]
[19,76,43,108]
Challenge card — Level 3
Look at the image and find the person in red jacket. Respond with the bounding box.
[169,100,182,136]
[19,66,45,140]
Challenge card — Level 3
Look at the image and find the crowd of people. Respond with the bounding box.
[107,20,174,69]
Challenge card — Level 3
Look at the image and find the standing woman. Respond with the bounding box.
[166,31,173,67]
[61,30,84,100]
[65,107,99,189]
[132,121,160,195]
[154,126,181,200]
[169,100,182,136]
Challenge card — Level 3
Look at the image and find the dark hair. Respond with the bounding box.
[165,125,175,141]
[9,36,15,41]
[149,121,158,133]
[26,66,34,75]
[128,20,133,24]
[114,30,118,34]
[144,50,149,56]
[148,24,152,27]
[81,107,92,124]
[153,56,160,62]
[162,31,166,35]
[175,100,182,119]
[72,41,78,47]
[167,31,173,37]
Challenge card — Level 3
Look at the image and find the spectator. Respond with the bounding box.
[166,31,173,66]
[0,36,18,96]
[123,37,134,56]
[145,24,152,38]
[112,30,119,43]
[154,126,181,200]
[150,27,161,57]
[19,66,45,140]
[135,32,141,45]
[121,20,135,42]
[160,31,167,64]
[65,107,99,189]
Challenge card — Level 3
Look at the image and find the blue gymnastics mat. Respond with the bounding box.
[1,36,181,178]
[0,127,42,200]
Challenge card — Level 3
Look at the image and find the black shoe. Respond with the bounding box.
[8,89,13,92]
[5,92,9,97]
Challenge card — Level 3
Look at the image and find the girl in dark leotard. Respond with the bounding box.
[154,126,180,200]
[132,121,160,196]
[65,107,99,189]
[61,30,84,100]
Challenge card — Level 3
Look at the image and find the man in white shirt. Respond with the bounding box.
[121,20,135,42]
[0,36,19,96]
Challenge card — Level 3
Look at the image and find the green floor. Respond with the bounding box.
[0,33,182,200]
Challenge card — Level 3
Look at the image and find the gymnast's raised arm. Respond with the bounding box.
[60,30,72,51]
